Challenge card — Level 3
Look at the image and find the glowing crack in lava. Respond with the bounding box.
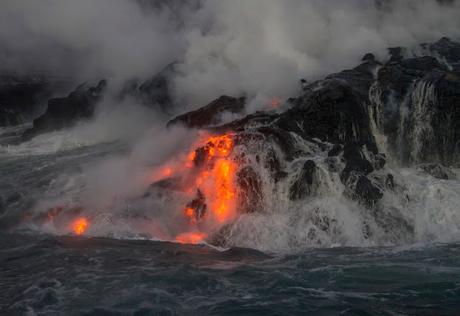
[151,133,238,244]
[71,217,89,235]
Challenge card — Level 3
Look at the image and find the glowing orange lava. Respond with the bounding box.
[211,159,236,222]
[71,217,89,235]
[207,134,233,158]
[150,133,239,242]
[175,232,207,244]
[186,134,238,223]
[184,207,197,224]
[186,151,196,168]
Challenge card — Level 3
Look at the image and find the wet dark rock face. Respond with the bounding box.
[426,37,460,70]
[277,60,380,147]
[417,163,456,180]
[22,80,106,140]
[289,160,318,200]
[338,143,384,206]
[237,166,263,213]
[346,174,383,207]
[371,37,460,166]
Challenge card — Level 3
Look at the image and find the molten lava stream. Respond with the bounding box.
[210,159,237,223]
[174,133,239,244]
[191,134,238,223]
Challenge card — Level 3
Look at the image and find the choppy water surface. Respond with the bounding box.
[1,234,459,315]
[1,126,460,315]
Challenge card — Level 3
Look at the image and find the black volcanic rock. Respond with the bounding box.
[0,108,19,126]
[212,112,277,134]
[168,95,245,128]
[138,63,176,112]
[338,142,385,206]
[256,126,302,161]
[22,80,106,140]
[340,144,375,183]
[199,38,459,213]
[362,53,376,62]
[120,63,177,114]
[388,47,405,63]
[352,175,383,207]
[417,163,456,180]
[275,58,380,147]
[426,37,460,70]
[371,37,460,166]
[289,160,318,200]
[0,75,70,127]
[328,144,343,157]
[155,38,460,219]
[237,166,263,213]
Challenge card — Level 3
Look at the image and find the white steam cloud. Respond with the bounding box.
[1,0,460,107]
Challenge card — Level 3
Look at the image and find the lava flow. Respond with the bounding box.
[186,134,238,224]
[148,133,238,244]
[71,217,89,235]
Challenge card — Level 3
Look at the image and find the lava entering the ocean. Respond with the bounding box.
[175,232,208,244]
[186,134,238,224]
[150,133,239,244]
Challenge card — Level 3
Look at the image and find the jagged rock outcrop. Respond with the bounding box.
[168,95,245,128]
[120,63,177,114]
[153,37,460,229]
[126,37,460,248]
[0,75,71,127]
[22,80,106,140]
[425,37,460,71]
[371,37,460,166]
[276,57,381,148]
